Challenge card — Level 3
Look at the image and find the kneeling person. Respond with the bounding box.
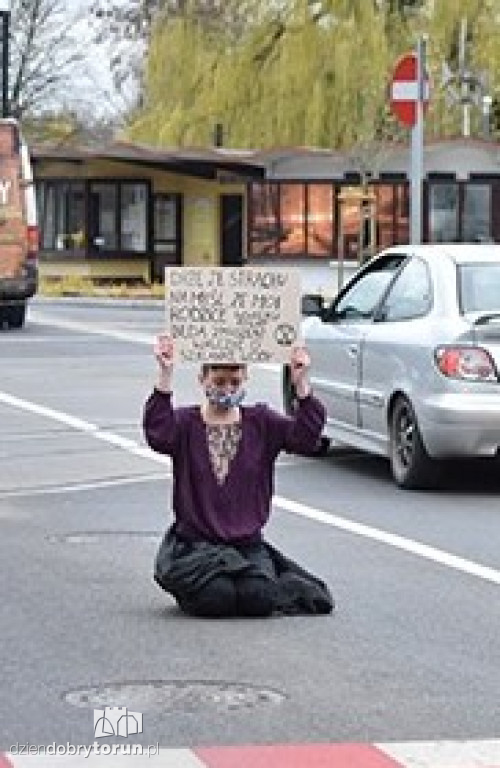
[143,334,333,618]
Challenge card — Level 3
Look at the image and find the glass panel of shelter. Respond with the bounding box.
[463,184,491,242]
[36,181,85,251]
[248,181,412,261]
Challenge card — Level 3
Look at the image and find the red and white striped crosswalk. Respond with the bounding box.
[3,740,500,767]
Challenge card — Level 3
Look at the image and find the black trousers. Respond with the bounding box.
[179,573,275,618]
[155,525,334,617]
[177,541,276,618]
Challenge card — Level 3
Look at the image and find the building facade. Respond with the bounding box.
[31,138,500,282]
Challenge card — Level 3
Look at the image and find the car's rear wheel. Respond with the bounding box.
[389,395,437,489]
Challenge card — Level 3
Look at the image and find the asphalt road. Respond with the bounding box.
[1,298,500,751]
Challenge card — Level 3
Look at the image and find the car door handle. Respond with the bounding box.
[348,344,359,357]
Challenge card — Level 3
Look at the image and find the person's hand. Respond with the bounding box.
[290,344,311,399]
[154,333,174,391]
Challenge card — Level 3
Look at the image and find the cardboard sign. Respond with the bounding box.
[165,266,301,364]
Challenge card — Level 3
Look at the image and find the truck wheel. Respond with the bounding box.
[389,396,437,489]
[7,303,26,329]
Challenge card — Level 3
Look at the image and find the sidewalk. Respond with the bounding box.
[251,258,359,296]
[35,260,359,309]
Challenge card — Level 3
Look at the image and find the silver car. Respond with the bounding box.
[283,244,500,489]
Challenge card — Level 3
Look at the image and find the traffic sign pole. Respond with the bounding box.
[410,36,426,245]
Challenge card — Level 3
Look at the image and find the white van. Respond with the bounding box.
[0,118,39,328]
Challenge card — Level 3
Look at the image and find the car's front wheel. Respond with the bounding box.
[389,395,438,489]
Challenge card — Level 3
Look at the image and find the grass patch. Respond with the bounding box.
[40,275,165,299]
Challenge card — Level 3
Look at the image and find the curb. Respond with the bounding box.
[3,741,500,767]
[32,296,164,310]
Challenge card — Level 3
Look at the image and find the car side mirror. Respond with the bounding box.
[301,293,324,317]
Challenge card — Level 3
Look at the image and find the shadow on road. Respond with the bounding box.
[320,446,500,495]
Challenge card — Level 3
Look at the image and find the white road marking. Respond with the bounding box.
[6,750,206,767]
[379,738,500,767]
[0,473,166,499]
[2,387,500,588]
[28,313,281,371]
[29,313,154,345]
[0,390,170,467]
[5,741,500,767]
[0,336,122,344]
[274,495,500,586]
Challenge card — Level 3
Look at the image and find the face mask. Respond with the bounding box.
[205,387,246,410]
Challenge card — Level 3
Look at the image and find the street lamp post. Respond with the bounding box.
[0,0,10,118]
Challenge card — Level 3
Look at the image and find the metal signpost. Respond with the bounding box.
[0,0,9,118]
[390,39,430,244]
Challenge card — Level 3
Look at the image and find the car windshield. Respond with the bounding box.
[459,263,500,314]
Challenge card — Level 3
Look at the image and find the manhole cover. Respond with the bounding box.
[46,531,162,544]
[65,681,286,712]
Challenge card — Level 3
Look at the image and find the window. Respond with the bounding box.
[249,183,280,256]
[375,185,394,249]
[154,194,180,255]
[279,184,306,255]
[378,257,432,321]
[463,184,491,242]
[327,253,406,321]
[90,183,118,251]
[459,263,500,313]
[339,186,362,261]
[429,183,459,242]
[89,181,149,253]
[37,181,85,251]
[394,184,409,244]
[307,184,334,256]
[121,183,147,252]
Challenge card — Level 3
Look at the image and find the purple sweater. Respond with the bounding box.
[143,389,326,543]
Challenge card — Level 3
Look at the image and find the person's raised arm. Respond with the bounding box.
[154,332,174,393]
[264,344,326,457]
[289,343,312,400]
[143,333,179,455]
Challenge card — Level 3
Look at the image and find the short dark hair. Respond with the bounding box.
[201,363,246,377]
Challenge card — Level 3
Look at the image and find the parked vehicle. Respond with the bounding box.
[0,119,39,329]
[283,244,500,489]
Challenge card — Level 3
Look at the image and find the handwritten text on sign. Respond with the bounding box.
[165,267,301,364]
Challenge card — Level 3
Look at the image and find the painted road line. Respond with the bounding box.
[0,474,166,499]
[28,314,154,346]
[4,742,500,766]
[28,314,281,373]
[3,751,205,767]
[2,387,500,589]
[0,391,170,468]
[275,494,500,587]
[380,738,500,766]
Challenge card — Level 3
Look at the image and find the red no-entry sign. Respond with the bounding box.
[390,52,430,128]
